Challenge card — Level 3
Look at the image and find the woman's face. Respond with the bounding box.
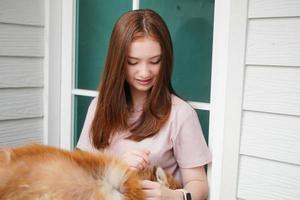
[126,36,161,96]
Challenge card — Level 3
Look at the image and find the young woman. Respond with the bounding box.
[77,9,212,200]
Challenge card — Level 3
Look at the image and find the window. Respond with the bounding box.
[74,0,214,147]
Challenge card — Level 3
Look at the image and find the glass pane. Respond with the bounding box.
[75,0,131,90]
[196,109,209,144]
[74,95,93,146]
[140,0,214,103]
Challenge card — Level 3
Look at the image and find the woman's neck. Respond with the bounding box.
[130,89,148,111]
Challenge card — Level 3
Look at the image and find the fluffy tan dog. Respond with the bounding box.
[0,144,181,200]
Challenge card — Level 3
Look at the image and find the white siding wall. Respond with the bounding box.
[0,0,45,147]
[237,0,300,199]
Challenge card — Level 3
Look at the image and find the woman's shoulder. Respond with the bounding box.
[171,94,193,109]
[171,94,196,118]
[86,96,98,113]
[91,96,98,105]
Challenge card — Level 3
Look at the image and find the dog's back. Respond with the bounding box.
[0,144,181,200]
[0,144,143,200]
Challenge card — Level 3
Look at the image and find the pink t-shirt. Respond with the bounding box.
[77,95,212,182]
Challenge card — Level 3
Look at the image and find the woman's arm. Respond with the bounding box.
[180,166,209,200]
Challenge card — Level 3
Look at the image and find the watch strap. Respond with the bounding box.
[178,189,192,200]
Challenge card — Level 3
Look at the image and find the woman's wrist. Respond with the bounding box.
[162,187,183,200]
[172,189,185,200]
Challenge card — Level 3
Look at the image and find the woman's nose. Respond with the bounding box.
[138,63,151,78]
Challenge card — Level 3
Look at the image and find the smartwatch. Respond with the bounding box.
[178,189,192,200]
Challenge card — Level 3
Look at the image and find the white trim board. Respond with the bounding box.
[47,0,63,147]
[189,101,210,111]
[43,0,50,145]
[60,0,75,150]
[208,0,248,199]
[72,89,98,97]
[132,0,139,10]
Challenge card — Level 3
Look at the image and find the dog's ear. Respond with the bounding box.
[0,148,12,165]
[155,166,170,188]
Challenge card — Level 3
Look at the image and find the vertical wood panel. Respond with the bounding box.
[249,0,300,18]
[243,66,300,116]
[246,18,300,66]
[0,88,43,120]
[238,156,300,200]
[0,57,43,88]
[0,0,44,26]
[0,118,43,148]
[240,111,300,165]
[0,0,45,149]
[237,0,300,200]
[0,24,44,57]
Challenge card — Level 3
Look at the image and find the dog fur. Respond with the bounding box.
[0,144,181,200]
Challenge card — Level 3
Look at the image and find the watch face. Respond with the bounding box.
[186,193,192,200]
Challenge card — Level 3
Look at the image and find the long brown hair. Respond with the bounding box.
[91,9,175,149]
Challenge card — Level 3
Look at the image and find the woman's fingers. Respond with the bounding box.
[141,180,162,199]
[122,149,150,170]
[131,149,150,165]
[129,156,144,169]
[141,180,160,189]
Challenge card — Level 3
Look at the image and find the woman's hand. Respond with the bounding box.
[141,180,182,200]
[121,149,150,170]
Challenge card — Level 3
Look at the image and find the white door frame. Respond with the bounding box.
[50,0,248,199]
[59,0,76,150]
[208,0,248,199]
[47,0,75,150]
[47,0,62,147]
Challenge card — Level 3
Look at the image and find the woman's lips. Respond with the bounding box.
[136,78,152,85]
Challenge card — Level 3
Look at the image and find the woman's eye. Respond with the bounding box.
[128,61,138,65]
[150,59,161,65]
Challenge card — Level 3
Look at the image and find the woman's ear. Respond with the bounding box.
[155,166,170,187]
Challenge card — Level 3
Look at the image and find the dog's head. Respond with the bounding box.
[138,166,182,189]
